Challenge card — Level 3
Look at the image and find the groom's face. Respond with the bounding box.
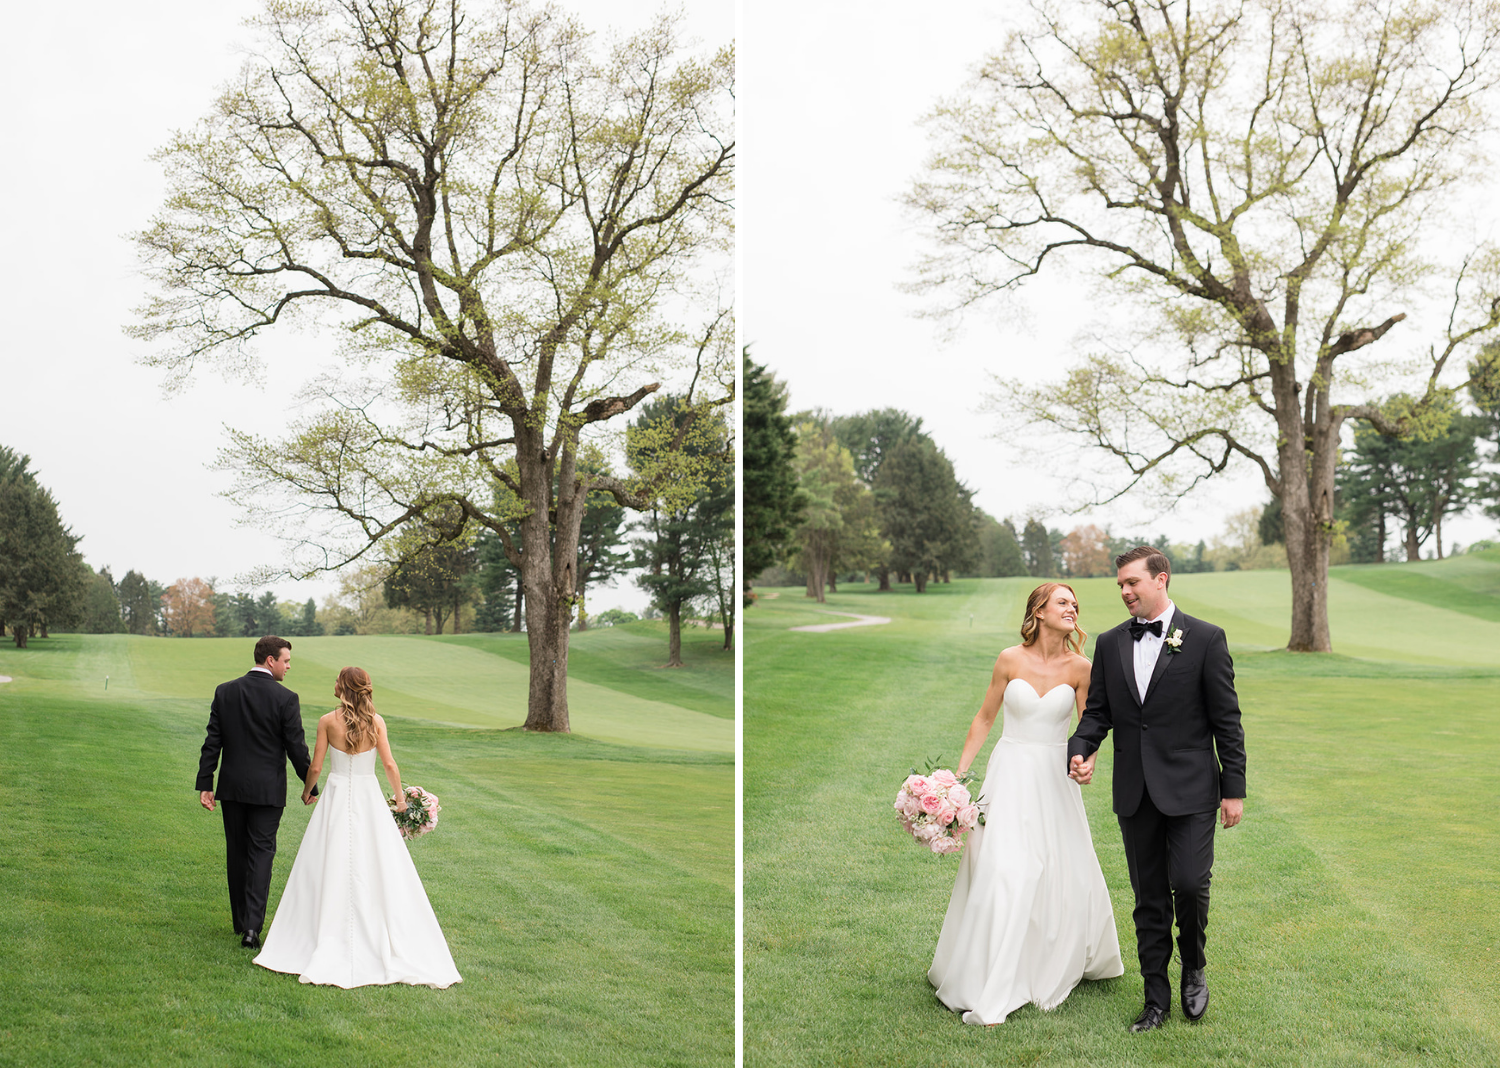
[1117,560,1168,619]
[263,648,292,681]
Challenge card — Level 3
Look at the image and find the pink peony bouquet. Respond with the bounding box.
[894,767,981,855]
[389,785,442,840]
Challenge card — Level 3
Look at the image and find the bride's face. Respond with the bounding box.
[1038,589,1079,633]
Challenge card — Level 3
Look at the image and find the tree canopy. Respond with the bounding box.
[0,447,88,647]
[911,0,1500,650]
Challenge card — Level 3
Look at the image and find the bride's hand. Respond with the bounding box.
[394,800,408,813]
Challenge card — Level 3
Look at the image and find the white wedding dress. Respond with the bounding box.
[254,746,462,989]
[929,680,1122,1024]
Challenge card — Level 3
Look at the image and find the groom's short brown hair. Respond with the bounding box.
[1115,545,1171,587]
[254,635,291,664]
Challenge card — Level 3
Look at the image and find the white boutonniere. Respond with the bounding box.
[1164,628,1184,654]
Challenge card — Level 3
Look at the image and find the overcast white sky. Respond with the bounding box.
[741,0,1499,555]
[0,0,733,616]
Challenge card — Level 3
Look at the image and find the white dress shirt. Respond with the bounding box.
[1132,601,1175,704]
[250,665,273,676]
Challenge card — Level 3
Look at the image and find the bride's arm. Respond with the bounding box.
[302,716,328,804]
[958,654,1010,776]
[1070,657,1098,784]
[374,716,406,811]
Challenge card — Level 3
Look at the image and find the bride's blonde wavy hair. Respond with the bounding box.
[335,666,378,752]
[1019,582,1086,655]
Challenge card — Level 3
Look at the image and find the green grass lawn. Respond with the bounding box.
[744,571,1500,1067]
[0,624,732,1067]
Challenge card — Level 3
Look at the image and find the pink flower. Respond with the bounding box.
[957,804,980,829]
[900,794,922,818]
[931,769,960,789]
[919,793,944,816]
[947,783,971,808]
[932,836,960,854]
[936,801,957,826]
[905,775,930,796]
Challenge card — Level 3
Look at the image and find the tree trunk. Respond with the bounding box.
[423,607,433,635]
[876,566,891,592]
[12,623,28,649]
[1406,512,1420,562]
[827,572,838,594]
[1376,507,1386,563]
[40,622,49,638]
[512,584,524,633]
[1280,395,1334,652]
[914,572,928,593]
[453,591,462,633]
[1435,508,1445,559]
[722,617,733,651]
[519,431,587,733]
[666,603,684,667]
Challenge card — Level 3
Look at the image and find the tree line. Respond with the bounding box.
[1,396,731,660]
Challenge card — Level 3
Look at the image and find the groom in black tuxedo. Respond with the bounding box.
[1067,546,1246,1033]
[196,635,316,949]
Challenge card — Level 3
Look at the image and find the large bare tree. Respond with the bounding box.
[131,0,733,729]
[909,0,1500,650]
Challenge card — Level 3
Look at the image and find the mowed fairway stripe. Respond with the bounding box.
[123,635,730,753]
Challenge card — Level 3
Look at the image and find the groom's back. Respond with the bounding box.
[207,672,301,806]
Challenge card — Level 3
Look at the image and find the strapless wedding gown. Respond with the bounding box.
[254,746,461,988]
[929,680,1122,1024]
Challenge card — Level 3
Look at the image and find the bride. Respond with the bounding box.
[254,666,462,989]
[929,582,1122,1024]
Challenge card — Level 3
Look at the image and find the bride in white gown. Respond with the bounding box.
[254,666,461,989]
[929,582,1122,1024]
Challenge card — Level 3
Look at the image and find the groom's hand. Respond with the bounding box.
[1068,754,1096,785]
[1220,798,1243,828]
[199,790,215,812]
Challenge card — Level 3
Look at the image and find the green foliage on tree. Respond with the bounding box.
[0,447,89,647]
[283,598,324,638]
[81,568,126,634]
[743,352,803,594]
[593,608,640,627]
[786,422,886,602]
[1020,519,1056,579]
[875,436,970,593]
[117,570,158,636]
[384,517,478,636]
[972,515,1028,578]
[1337,398,1483,561]
[630,397,733,666]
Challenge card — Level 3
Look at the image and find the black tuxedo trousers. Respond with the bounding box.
[1068,611,1247,1010]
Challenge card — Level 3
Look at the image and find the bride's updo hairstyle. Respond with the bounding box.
[335,666,378,752]
[1019,582,1086,655]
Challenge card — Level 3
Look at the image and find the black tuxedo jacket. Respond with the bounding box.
[195,671,315,807]
[1067,610,1247,818]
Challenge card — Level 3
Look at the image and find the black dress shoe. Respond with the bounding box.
[241,929,261,949]
[1129,1004,1168,1032]
[1181,967,1209,1021]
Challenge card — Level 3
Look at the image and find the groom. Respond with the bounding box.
[1067,546,1246,1033]
[196,635,316,950]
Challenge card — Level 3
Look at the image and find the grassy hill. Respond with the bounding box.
[0,623,732,1067]
[744,566,1500,1067]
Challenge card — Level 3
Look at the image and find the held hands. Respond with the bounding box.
[1068,753,1097,785]
[1220,798,1244,829]
[199,790,215,812]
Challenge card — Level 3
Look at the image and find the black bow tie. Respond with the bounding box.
[1129,619,1163,642]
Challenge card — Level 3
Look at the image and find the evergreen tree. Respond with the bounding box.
[743,352,803,594]
[630,397,733,666]
[0,447,89,646]
[1022,518,1057,578]
[81,567,125,633]
[875,436,968,593]
[118,570,158,635]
